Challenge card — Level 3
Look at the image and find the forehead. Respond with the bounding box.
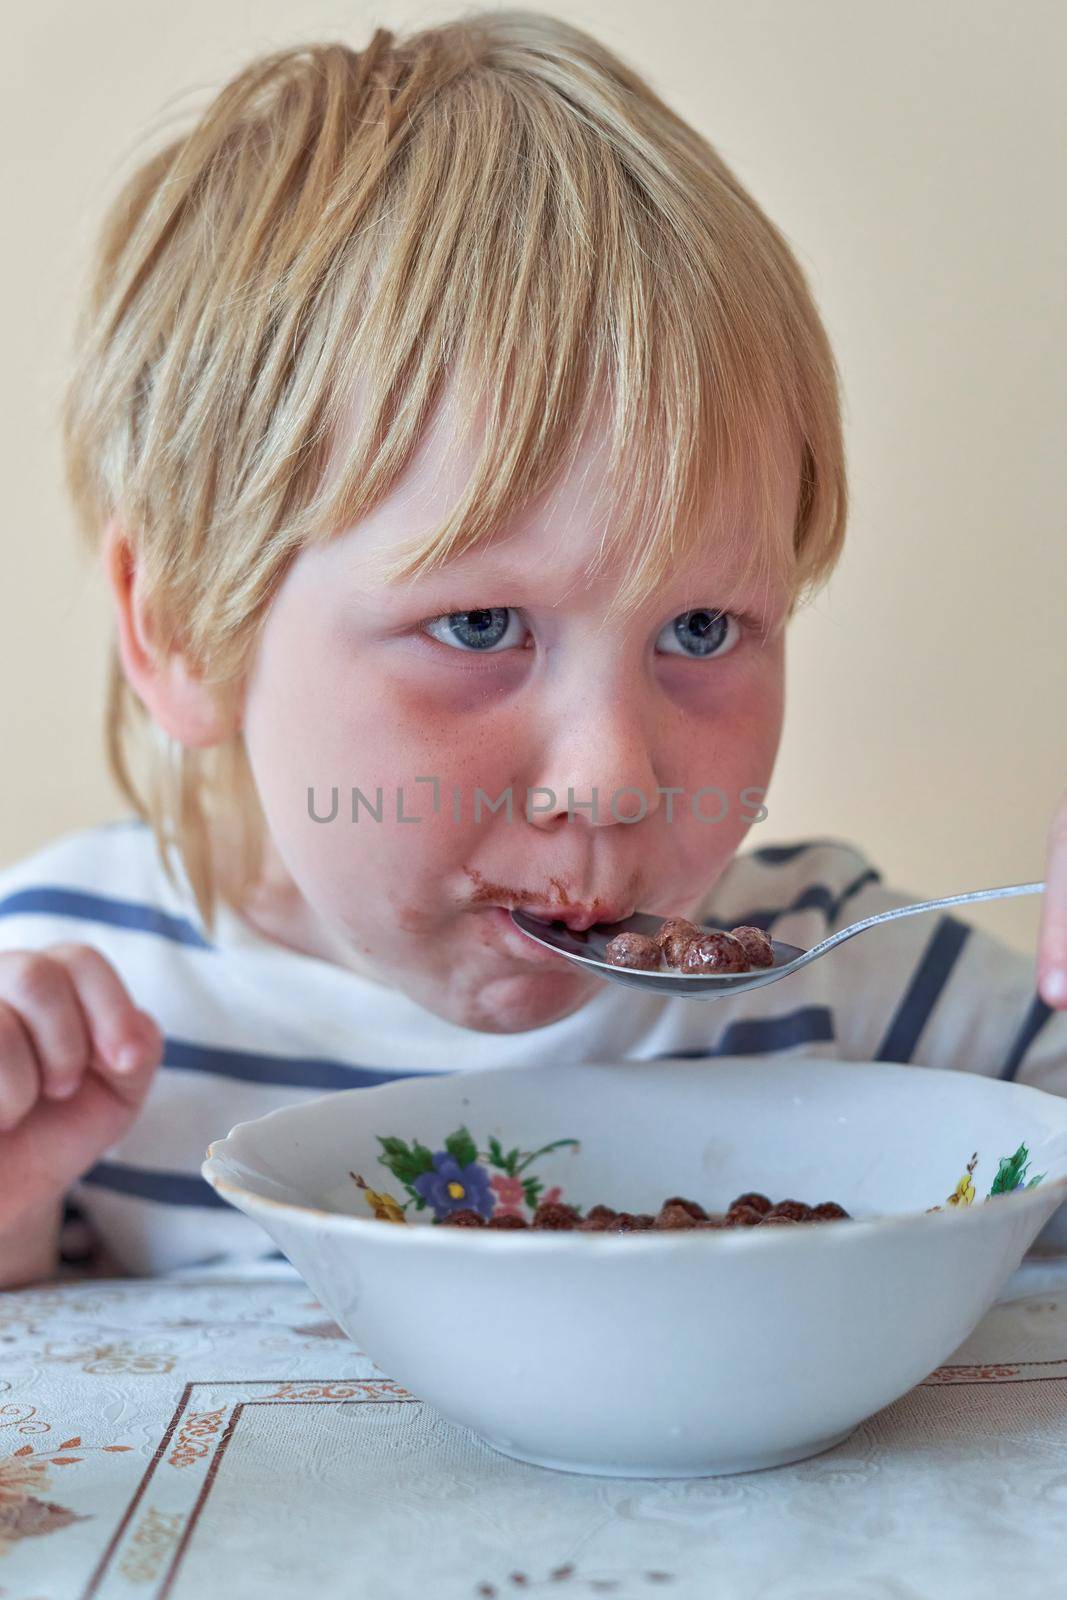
[315,370,802,614]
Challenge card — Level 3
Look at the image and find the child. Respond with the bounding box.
[1,11,1064,1286]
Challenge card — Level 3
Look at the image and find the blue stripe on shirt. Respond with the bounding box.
[160,1014,839,1086]
[1000,994,1054,1081]
[81,1161,232,1208]
[162,1038,443,1090]
[748,838,825,864]
[874,915,970,1063]
[0,886,211,949]
[704,868,882,935]
[653,1005,834,1060]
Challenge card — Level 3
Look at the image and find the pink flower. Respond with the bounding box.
[489,1173,565,1217]
[490,1173,525,1216]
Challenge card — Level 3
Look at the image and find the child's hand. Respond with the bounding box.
[0,944,163,1230]
[1039,787,1067,1008]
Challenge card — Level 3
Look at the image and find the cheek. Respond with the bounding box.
[657,658,783,880]
[670,650,784,786]
[241,629,526,911]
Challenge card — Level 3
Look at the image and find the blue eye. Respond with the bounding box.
[656,609,740,659]
[423,607,528,652]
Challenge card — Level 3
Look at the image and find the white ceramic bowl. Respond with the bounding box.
[202,1057,1067,1477]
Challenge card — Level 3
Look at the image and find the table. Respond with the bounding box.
[3,1256,1067,1600]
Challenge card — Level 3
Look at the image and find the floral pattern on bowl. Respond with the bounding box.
[929,1142,1046,1211]
[351,1128,1046,1226]
[351,1126,580,1223]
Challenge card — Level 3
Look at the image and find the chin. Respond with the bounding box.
[446,969,600,1035]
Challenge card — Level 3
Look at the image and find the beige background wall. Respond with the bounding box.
[3,1,1064,961]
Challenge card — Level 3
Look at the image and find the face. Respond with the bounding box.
[236,384,799,1033]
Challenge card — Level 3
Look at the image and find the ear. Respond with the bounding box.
[102,517,243,749]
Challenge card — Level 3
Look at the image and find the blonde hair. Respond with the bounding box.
[61,8,849,937]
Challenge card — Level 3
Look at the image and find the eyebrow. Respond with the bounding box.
[373,554,534,596]
[364,546,792,625]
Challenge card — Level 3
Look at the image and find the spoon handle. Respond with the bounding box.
[799,880,1046,967]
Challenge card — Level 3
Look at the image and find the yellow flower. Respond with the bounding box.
[363,1186,408,1223]
[947,1173,975,1206]
[363,1190,404,1222]
[350,1170,407,1223]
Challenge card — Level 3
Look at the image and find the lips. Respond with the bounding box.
[464,867,640,935]
[506,900,636,933]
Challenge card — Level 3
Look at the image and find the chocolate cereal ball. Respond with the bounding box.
[531,1201,580,1230]
[729,925,775,969]
[605,1212,650,1232]
[441,1209,486,1227]
[680,931,748,975]
[727,1191,773,1216]
[654,1202,700,1230]
[765,1200,813,1222]
[656,918,702,968]
[604,931,661,971]
[811,1201,851,1221]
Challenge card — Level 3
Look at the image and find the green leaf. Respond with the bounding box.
[523,1177,542,1209]
[487,1135,506,1168]
[377,1135,410,1161]
[444,1126,478,1169]
[1027,1172,1046,1188]
[377,1135,435,1187]
[989,1143,1031,1195]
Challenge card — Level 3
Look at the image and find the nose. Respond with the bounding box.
[524,676,665,830]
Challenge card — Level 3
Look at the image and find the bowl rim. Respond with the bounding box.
[201,1056,1067,1254]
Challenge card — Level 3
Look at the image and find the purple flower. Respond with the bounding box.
[413,1152,495,1220]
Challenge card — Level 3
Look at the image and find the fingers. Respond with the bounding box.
[1038,791,1067,1008]
[0,947,98,1101]
[45,942,162,1083]
[0,944,163,1126]
[0,1001,39,1131]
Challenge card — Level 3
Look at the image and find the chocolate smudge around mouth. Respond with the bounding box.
[463,866,641,926]
[393,868,643,940]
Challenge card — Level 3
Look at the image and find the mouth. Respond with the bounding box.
[495,898,636,934]
[463,867,641,936]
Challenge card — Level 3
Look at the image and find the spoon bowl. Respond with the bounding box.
[511,909,804,997]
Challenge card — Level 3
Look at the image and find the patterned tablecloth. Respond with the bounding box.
[3,1255,1067,1600]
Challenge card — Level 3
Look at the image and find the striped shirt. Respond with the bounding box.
[0,818,1063,1278]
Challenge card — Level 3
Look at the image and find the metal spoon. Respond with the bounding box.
[510,881,1045,1000]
